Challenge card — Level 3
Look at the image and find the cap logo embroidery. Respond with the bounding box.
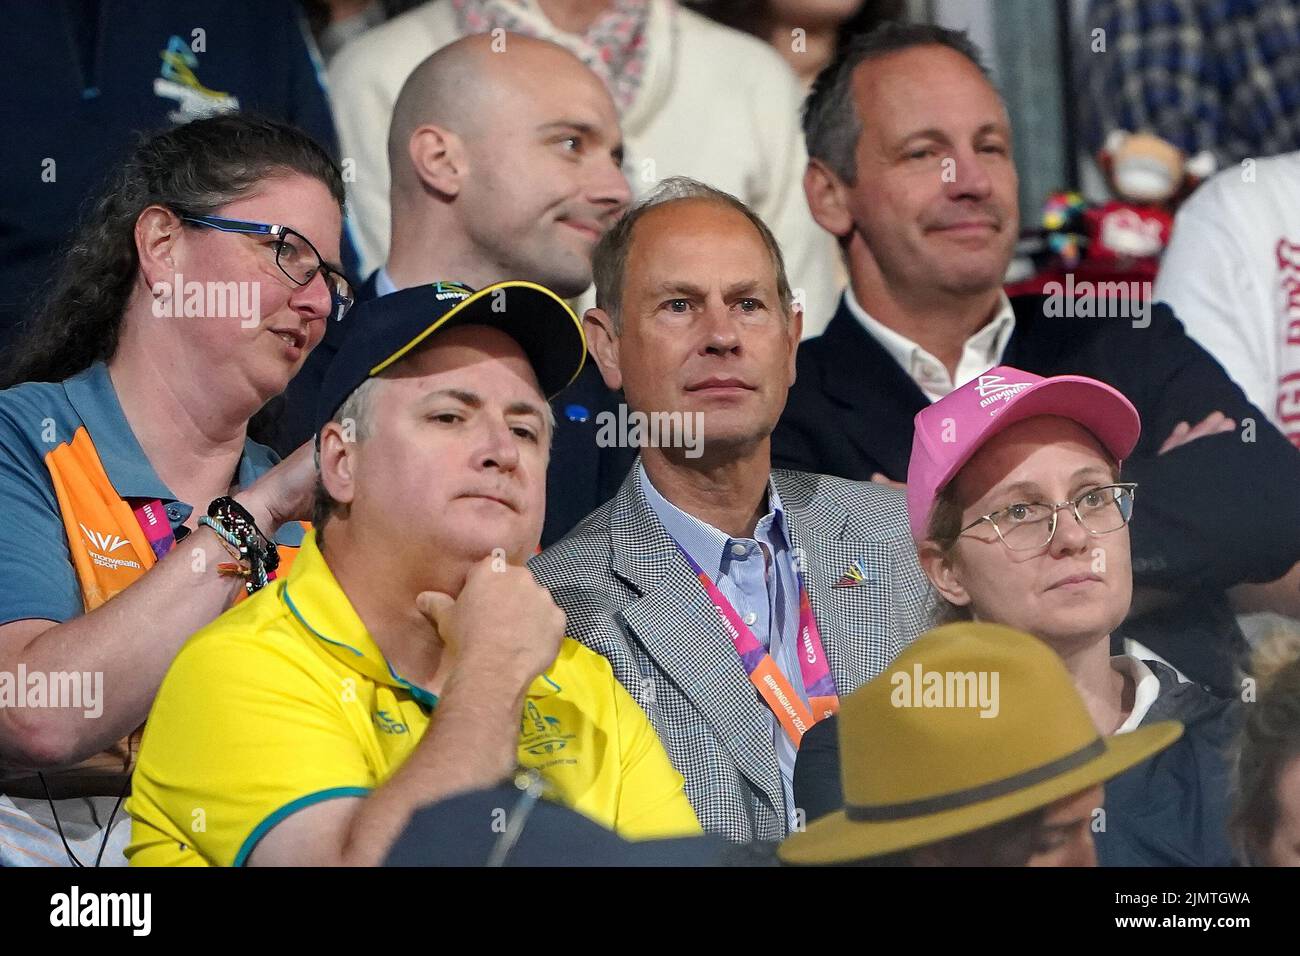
[432,281,473,301]
[975,374,1032,409]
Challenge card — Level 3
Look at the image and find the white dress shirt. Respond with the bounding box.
[843,286,1016,402]
[1111,654,1164,734]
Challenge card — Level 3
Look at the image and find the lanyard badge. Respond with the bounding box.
[673,539,839,746]
[132,499,176,561]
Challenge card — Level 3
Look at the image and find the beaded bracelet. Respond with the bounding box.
[199,496,280,594]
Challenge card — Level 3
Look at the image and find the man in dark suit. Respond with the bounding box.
[773,23,1300,691]
[530,178,932,843]
[267,33,635,546]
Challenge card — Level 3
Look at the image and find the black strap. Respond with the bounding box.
[38,768,131,868]
[844,736,1107,822]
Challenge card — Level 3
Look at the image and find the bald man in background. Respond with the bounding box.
[270,34,637,543]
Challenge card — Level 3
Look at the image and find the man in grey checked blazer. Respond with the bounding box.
[530,178,933,842]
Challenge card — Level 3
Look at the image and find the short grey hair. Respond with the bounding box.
[591,176,794,332]
[803,22,992,184]
[310,363,558,541]
[311,377,381,539]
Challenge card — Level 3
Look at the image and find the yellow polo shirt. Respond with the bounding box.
[125,532,699,866]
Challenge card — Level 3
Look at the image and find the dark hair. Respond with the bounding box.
[592,176,793,330]
[803,21,992,183]
[0,113,345,388]
[1231,627,1300,865]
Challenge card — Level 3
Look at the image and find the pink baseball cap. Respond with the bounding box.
[906,366,1142,543]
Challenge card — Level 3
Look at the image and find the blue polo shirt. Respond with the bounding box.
[0,361,303,626]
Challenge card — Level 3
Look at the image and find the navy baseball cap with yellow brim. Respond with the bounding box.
[315,280,586,433]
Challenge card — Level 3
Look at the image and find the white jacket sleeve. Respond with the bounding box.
[326,40,401,276]
[1154,180,1276,416]
[742,57,843,338]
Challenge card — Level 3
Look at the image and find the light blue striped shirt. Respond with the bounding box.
[637,463,809,828]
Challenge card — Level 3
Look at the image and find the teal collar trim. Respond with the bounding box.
[389,663,439,710]
[63,363,172,501]
[283,587,361,655]
[283,586,439,711]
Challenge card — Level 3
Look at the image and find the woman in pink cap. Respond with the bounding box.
[795,366,1240,866]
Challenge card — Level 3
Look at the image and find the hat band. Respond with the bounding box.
[844,736,1107,822]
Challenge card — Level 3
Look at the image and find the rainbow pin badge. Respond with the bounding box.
[833,559,873,588]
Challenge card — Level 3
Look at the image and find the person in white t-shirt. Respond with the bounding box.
[1155,152,1300,448]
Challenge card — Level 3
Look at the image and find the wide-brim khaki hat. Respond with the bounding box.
[779,622,1181,865]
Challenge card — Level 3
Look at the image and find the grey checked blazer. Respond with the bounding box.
[529,464,933,843]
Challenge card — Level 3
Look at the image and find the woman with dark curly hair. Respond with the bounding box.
[0,112,349,866]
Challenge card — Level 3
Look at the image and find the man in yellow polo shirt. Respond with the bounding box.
[126,280,700,866]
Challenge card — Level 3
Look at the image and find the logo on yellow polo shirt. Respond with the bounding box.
[373,710,409,735]
[520,701,575,756]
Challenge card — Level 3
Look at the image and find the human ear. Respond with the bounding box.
[584,307,623,391]
[918,540,973,609]
[134,205,184,294]
[318,420,360,508]
[409,124,466,198]
[804,159,855,240]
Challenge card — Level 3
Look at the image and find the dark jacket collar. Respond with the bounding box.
[1002,294,1073,371]
[817,292,1071,404]
[1141,658,1239,729]
[817,294,929,414]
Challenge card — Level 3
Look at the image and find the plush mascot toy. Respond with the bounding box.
[1087,130,1216,263]
[1038,131,1216,275]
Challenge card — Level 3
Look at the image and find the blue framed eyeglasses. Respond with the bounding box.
[178,214,355,321]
